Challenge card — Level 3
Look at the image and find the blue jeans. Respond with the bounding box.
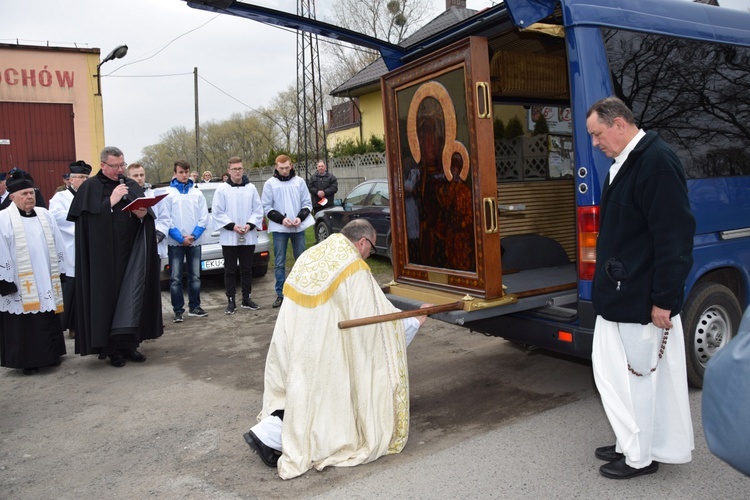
[272,231,306,297]
[169,245,202,312]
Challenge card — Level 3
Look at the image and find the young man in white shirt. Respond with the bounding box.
[211,156,263,314]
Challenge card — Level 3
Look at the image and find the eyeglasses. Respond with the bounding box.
[228,167,244,172]
[363,237,377,256]
[103,161,127,170]
[70,174,89,179]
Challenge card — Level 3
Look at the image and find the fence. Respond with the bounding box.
[245,152,388,201]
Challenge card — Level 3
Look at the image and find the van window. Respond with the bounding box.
[602,29,750,179]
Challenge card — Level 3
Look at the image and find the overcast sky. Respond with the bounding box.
[2,0,748,163]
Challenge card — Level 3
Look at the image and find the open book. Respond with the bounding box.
[122,193,168,212]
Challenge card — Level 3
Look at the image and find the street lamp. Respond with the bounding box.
[95,44,128,96]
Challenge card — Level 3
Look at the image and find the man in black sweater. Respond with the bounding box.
[586,97,695,480]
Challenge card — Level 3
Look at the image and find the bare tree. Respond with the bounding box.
[321,0,436,91]
[604,28,750,177]
[256,85,298,153]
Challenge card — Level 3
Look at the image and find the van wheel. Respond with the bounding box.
[681,282,741,388]
[315,221,332,243]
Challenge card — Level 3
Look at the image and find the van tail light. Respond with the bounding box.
[577,206,599,281]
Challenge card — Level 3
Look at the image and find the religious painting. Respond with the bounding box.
[382,37,502,299]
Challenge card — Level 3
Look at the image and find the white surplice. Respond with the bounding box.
[592,316,694,467]
[48,189,76,277]
[210,181,263,246]
[0,208,68,315]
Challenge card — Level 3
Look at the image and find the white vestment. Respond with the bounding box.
[261,175,313,234]
[592,316,694,467]
[211,181,263,246]
[259,233,409,480]
[146,186,170,259]
[0,208,68,315]
[48,189,76,277]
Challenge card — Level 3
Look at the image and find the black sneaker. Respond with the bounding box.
[241,298,260,310]
[225,297,236,315]
[188,307,208,317]
[272,296,283,308]
[173,312,184,323]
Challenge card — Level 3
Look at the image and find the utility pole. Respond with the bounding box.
[194,67,201,172]
[296,0,327,180]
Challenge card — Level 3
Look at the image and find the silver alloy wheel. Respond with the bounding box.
[315,221,331,242]
[692,304,733,368]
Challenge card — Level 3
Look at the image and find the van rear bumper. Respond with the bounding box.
[387,292,596,359]
[463,306,595,359]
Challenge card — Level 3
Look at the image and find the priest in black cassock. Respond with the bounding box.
[0,169,68,375]
[68,146,163,367]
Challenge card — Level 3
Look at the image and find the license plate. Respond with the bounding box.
[201,258,224,270]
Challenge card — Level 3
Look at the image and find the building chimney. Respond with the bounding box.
[446,0,466,10]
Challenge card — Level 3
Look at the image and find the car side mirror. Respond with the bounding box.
[343,202,353,212]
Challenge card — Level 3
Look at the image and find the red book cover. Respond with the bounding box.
[122,193,168,212]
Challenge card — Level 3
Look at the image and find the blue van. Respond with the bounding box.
[187,0,750,387]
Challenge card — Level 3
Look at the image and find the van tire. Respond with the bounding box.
[681,282,741,388]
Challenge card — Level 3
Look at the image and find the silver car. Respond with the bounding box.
[159,182,270,282]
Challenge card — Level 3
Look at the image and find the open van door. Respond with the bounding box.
[382,37,504,302]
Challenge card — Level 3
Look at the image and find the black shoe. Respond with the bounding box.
[108,353,126,368]
[243,430,280,468]
[188,307,208,317]
[595,444,624,462]
[272,296,283,308]
[226,297,236,315]
[600,457,659,479]
[22,367,39,375]
[172,312,184,323]
[123,349,146,362]
[241,298,260,310]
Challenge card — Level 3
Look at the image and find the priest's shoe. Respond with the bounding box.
[595,444,624,462]
[243,430,280,468]
[123,349,147,362]
[109,353,126,367]
[600,457,658,479]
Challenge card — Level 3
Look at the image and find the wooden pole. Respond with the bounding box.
[338,301,465,330]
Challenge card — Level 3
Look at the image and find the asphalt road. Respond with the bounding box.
[1,271,747,499]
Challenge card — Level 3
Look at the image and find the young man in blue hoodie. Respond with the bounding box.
[165,160,209,322]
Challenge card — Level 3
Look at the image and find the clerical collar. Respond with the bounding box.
[17,206,36,217]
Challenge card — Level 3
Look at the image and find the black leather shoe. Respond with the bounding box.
[243,431,280,468]
[22,367,39,375]
[600,457,658,479]
[109,353,126,367]
[123,349,146,362]
[595,444,624,462]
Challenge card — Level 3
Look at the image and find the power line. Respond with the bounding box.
[106,72,193,78]
[104,14,221,76]
[198,75,258,112]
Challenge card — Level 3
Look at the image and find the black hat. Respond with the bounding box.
[69,160,92,175]
[6,168,34,193]
[62,173,70,179]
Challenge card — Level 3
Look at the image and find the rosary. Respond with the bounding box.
[627,328,669,377]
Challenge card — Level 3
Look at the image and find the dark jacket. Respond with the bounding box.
[308,171,338,210]
[592,131,695,324]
